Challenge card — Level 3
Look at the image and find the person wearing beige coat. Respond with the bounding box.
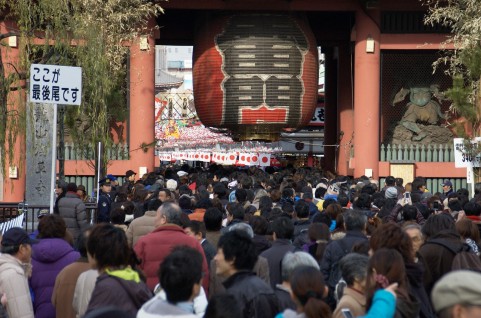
[126,210,157,247]
[126,199,162,247]
[0,228,35,318]
[332,253,369,318]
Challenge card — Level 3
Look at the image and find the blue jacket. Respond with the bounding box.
[30,238,80,318]
[361,290,396,318]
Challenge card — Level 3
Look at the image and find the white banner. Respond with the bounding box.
[160,151,274,166]
[226,153,237,165]
[259,153,271,166]
[159,153,172,161]
[0,213,25,235]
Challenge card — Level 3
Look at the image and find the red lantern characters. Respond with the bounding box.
[193,14,319,141]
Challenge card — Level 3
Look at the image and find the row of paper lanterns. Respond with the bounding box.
[159,152,272,166]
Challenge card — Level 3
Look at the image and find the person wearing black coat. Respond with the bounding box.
[321,210,368,290]
[216,231,279,318]
[418,213,465,296]
[97,178,113,223]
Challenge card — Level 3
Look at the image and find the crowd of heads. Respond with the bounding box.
[3,163,481,318]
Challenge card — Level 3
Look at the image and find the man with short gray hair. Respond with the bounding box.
[321,210,368,308]
[333,253,369,318]
[276,251,320,311]
[134,202,209,292]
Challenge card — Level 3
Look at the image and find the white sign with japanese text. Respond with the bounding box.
[29,64,82,105]
[309,106,325,126]
[454,137,481,168]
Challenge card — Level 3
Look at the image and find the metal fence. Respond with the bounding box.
[0,202,98,233]
[60,142,129,160]
[379,177,467,195]
[380,143,454,162]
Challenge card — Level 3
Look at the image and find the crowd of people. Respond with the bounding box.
[1,164,481,318]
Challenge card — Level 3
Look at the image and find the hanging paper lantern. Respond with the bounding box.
[193,13,319,141]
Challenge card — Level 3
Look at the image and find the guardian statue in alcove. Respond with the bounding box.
[393,85,447,141]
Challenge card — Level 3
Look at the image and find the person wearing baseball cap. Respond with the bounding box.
[431,270,481,317]
[441,179,454,199]
[106,174,119,201]
[0,227,36,317]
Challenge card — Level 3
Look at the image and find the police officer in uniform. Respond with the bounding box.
[106,174,119,202]
[97,177,113,223]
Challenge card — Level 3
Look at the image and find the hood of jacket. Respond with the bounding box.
[65,192,81,199]
[106,267,141,283]
[427,229,462,242]
[32,238,76,263]
[97,272,153,308]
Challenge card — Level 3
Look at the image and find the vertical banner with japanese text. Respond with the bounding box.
[26,103,55,205]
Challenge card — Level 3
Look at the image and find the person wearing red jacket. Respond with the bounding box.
[134,202,209,292]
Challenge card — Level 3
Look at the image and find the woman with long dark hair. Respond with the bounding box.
[365,249,419,318]
[370,223,434,318]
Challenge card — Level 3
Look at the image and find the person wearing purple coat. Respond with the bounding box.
[29,214,80,318]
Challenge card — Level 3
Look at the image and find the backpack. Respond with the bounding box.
[325,239,352,310]
[426,239,481,272]
[327,238,351,288]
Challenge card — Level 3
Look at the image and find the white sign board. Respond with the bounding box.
[454,137,481,168]
[309,106,325,126]
[29,64,82,105]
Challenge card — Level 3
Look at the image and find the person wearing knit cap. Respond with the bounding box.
[431,270,481,317]
[166,179,178,192]
[385,187,398,199]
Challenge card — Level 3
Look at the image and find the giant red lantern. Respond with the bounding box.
[193,14,319,141]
